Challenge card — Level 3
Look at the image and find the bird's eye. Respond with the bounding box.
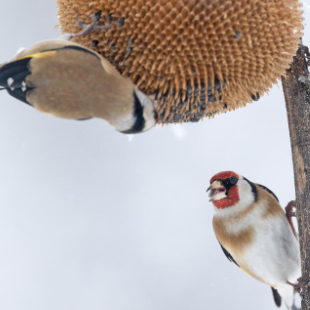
[230,176,238,185]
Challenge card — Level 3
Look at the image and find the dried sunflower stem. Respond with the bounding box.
[282,43,310,310]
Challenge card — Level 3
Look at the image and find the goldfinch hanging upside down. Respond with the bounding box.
[0,11,157,134]
[207,171,300,309]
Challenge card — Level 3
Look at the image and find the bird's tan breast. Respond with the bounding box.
[213,216,255,257]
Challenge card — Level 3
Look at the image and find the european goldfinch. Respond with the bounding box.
[0,11,157,134]
[207,171,300,309]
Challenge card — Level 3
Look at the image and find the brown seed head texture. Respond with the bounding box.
[57,0,303,123]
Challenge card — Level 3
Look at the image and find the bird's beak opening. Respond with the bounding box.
[207,180,227,202]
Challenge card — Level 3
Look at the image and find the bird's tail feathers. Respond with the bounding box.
[0,58,31,87]
[0,57,34,105]
[271,287,282,307]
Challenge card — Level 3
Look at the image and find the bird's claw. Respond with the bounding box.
[75,13,86,29]
[288,277,310,294]
[285,200,298,237]
[285,200,296,218]
[106,13,114,23]
[90,10,102,22]
[70,10,114,40]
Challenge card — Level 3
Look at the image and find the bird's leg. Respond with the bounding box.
[287,277,310,294]
[69,10,114,40]
[285,200,297,237]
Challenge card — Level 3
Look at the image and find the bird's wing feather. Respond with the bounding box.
[271,287,282,307]
[257,184,279,202]
[219,242,240,267]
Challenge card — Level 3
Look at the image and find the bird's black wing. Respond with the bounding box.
[219,242,239,267]
[257,184,279,202]
[271,287,282,307]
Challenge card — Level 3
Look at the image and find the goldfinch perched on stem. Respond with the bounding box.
[0,11,157,134]
[207,171,300,309]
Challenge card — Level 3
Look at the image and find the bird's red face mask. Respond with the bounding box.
[207,171,240,209]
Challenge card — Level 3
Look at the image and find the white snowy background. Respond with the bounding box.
[0,1,309,309]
